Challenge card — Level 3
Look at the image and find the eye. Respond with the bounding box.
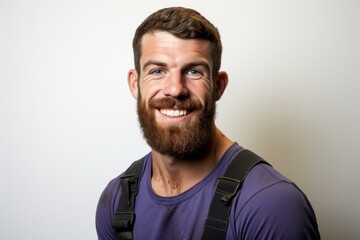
[150,69,165,75]
[186,69,203,79]
[188,69,200,75]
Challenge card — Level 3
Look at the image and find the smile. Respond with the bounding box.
[160,109,188,117]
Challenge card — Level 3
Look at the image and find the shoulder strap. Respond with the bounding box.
[112,157,146,240]
[201,149,270,240]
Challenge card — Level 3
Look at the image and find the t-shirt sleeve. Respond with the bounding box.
[235,181,320,240]
[95,177,121,240]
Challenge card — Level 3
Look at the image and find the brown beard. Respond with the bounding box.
[137,94,216,159]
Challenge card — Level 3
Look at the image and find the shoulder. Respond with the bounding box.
[230,164,320,239]
[95,174,122,240]
[97,175,122,213]
[95,155,148,240]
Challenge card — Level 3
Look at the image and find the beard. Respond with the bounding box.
[137,94,216,160]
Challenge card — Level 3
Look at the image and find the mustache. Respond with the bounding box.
[148,97,202,111]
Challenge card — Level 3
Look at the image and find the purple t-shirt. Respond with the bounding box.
[96,144,320,239]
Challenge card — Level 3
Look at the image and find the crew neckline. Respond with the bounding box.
[144,143,243,205]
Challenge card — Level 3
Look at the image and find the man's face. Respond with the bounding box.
[129,31,218,159]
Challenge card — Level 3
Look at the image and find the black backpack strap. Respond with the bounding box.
[112,157,146,240]
[201,149,270,240]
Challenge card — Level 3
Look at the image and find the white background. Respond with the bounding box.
[1,0,359,239]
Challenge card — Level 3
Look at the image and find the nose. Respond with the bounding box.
[162,73,189,98]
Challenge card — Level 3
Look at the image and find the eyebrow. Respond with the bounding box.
[142,60,167,72]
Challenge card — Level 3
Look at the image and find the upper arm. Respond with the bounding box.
[95,179,121,240]
[234,182,320,240]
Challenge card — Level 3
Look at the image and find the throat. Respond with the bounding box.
[151,175,182,197]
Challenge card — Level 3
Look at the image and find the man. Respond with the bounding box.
[96,7,320,240]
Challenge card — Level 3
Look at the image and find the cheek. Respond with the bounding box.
[139,82,164,107]
[188,81,214,101]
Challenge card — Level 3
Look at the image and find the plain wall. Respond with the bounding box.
[1,0,359,239]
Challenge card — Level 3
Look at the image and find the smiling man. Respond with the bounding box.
[96,7,320,240]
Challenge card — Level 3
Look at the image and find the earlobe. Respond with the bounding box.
[128,69,139,99]
[214,71,229,101]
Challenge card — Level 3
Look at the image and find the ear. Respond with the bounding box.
[128,69,139,99]
[214,71,228,101]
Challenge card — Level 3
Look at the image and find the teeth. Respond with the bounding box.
[160,109,188,117]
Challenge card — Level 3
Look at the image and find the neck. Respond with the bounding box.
[151,128,233,197]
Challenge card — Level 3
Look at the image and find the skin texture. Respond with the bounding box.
[128,31,232,197]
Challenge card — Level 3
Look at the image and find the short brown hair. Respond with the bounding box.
[132,7,222,78]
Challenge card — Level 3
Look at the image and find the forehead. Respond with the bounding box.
[140,31,213,65]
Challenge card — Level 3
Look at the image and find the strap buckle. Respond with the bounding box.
[215,177,242,204]
[120,174,139,190]
[112,212,135,230]
[120,175,139,206]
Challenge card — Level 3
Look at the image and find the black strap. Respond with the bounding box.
[201,149,269,240]
[112,150,269,240]
[112,157,146,240]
